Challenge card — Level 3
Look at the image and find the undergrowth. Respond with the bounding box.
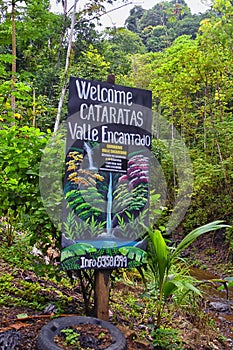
[0,231,73,313]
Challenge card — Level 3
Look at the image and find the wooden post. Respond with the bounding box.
[94,74,115,321]
[94,269,111,321]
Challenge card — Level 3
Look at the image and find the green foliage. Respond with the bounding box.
[0,125,58,253]
[0,125,47,212]
[60,328,80,347]
[0,209,17,247]
[0,0,63,106]
[147,221,229,327]
[225,225,233,255]
[103,28,145,77]
[217,277,233,292]
[0,235,69,311]
[106,28,145,55]
[149,229,168,291]
[0,270,71,311]
[0,232,34,270]
[70,44,110,82]
[0,226,73,311]
[0,54,13,77]
[0,273,46,310]
[127,3,233,229]
[0,75,57,128]
[125,1,205,52]
[128,51,162,89]
[151,327,184,349]
[0,80,31,124]
[125,5,146,33]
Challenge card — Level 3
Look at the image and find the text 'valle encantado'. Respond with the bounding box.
[68,79,151,146]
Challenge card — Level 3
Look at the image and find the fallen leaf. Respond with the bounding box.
[17,313,28,319]
[0,322,30,332]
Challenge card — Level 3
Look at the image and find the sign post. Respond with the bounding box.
[61,76,152,319]
[94,269,111,320]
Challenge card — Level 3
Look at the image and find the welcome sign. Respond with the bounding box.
[61,77,152,270]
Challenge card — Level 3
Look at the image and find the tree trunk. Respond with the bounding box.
[54,0,79,133]
[11,0,16,116]
[56,0,68,69]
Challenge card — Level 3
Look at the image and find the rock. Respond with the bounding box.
[44,303,58,314]
[209,301,230,312]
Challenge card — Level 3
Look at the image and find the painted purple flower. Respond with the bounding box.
[118,175,129,184]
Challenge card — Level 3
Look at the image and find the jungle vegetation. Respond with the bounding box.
[1,0,232,251]
[0,0,233,346]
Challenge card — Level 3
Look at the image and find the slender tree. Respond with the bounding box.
[53,0,78,133]
[55,0,68,69]
[11,0,16,115]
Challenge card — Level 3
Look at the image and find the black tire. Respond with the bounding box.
[35,316,127,350]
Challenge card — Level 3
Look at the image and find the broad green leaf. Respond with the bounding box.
[163,280,178,300]
[149,229,168,289]
[183,282,202,297]
[171,221,229,261]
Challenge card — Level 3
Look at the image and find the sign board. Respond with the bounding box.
[61,77,152,270]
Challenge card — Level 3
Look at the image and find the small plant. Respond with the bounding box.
[1,209,17,247]
[98,331,106,339]
[61,328,80,347]
[147,221,230,328]
[152,327,184,349]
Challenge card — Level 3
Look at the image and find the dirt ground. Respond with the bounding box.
[0,230,233,349]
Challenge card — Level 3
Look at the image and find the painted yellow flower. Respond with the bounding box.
[67,165,76,171]
[95,174,104,181]
[68,172,78,180]
[66,160,76,166]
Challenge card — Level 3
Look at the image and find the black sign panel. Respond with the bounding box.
[61,77,152,270]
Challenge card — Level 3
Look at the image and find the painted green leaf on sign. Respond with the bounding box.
[62,243,97,261]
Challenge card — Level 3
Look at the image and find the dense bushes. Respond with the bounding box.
[0,126,57,247]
